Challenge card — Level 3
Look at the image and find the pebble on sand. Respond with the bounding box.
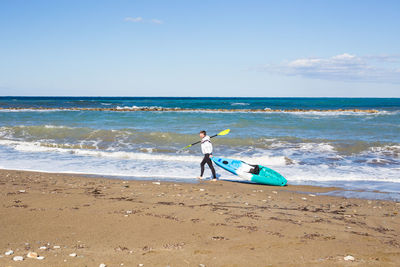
[39,246,47,250]
[5,250,14,255]
[344,255,355,261]
[152,182,161,185]
[27,252,38,258]
[99,264,107,267]
[53,245,61,249]
[69,253,77,257]
[13,256,24,261]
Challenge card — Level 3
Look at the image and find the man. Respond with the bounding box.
[198,130,217,181]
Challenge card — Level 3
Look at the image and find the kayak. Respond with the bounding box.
[211,156,287,186]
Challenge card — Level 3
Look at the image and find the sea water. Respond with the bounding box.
[0,97,399,200]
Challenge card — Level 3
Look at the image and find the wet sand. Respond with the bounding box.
[1,169,399,266]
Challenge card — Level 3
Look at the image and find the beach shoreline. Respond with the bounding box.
[1,169,399,266]
[1,97,399,199]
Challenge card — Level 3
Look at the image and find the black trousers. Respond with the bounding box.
[200,153,216,178]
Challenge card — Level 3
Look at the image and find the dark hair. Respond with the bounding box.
[199,130,206,135]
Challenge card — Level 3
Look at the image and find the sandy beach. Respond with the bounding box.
[0,169,399,266]
[2,0,400,265]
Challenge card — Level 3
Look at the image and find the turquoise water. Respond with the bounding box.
[1,97,399,200]
[1,96,399,110]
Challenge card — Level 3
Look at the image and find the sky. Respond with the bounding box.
[0,0,399,97]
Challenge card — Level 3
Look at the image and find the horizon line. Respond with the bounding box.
[1,96,400,99]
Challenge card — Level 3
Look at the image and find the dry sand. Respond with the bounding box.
[1,169,399,266]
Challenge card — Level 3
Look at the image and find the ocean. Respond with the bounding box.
[1,97,399,200]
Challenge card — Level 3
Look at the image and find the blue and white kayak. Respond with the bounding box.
[211,156,287,186]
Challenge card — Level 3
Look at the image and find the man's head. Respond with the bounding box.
[199,130,206,138]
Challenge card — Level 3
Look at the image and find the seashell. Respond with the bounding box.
[13,256,24,261]
[344,255,355,261]
[27,252,38,258]
[5,250,13,255]
[69,253,77,257]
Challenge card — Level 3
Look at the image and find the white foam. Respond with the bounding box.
[231,102,250,106]
[369,145,400,157]
[0,139,290,166]
[1,140,400,192]
[269,141,336,153]
[1,136,400,193]
[0,146,212,180]
[366,158,392,165]
[279,164,400,184]
[115,105,165,110]
[0,139,200,162]
[44,125,69,129]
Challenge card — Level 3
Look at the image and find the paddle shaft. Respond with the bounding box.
[181,129,229,150]
[188,134,218,147]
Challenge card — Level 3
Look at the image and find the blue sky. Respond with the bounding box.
[0,0,399,97]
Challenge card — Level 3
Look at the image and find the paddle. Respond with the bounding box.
[181,129,230,150]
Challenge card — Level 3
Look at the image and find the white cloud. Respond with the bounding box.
[124,17,143,22]
[261,53,400,84]
[124,17,163,24]
[150,19,163,24]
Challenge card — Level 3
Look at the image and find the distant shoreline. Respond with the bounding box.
[1,96,400,98]
[0,107,380,113]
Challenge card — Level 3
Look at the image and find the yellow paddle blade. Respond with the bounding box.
[182,144,192,150]
[217,129,230,136]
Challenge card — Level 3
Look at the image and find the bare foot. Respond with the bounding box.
[197,176,204,180]
[211,178,218,182]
